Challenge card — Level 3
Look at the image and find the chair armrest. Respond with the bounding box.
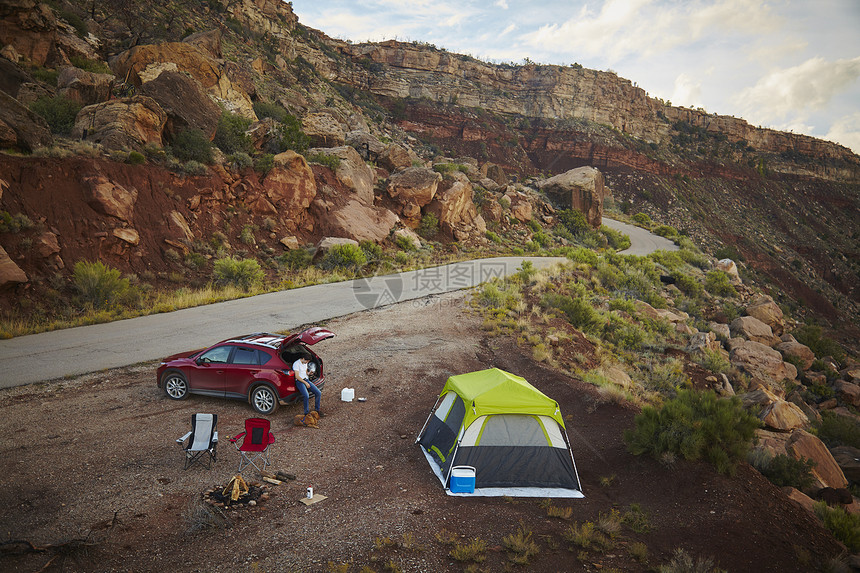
[229,431,246,443]
[212,431,218,444]
[177,431,192,444]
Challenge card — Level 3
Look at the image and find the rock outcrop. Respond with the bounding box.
[73,96,166,152]
[387,167,442,223]
[0,244,27,288]
[139,70,220,140]
[0,89,51,151]
[730,339,797,388]
[57,67,114,107]
[426,172,486,240]
[539,167,606,228]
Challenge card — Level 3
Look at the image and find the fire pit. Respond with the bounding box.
[204,475,270,509]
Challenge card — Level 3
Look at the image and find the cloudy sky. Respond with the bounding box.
[287,0,860,154]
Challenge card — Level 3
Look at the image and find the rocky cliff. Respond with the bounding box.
[330,40,859,182]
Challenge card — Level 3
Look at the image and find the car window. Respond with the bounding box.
[199,345,232,363]
[257,349,272,366]
[232,346,259,365]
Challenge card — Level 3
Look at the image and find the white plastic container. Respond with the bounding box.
[341,387,355,402]
[306,487,313,499]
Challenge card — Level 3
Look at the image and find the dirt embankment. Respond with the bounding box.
[0,291,844,572]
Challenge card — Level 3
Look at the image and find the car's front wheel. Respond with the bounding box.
[162,371,189,400]
[250,385,278,415]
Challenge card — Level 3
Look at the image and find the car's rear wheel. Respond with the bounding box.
[162,371,189,400]
[250,385,278,415]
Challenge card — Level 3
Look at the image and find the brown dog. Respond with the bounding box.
[294,410,319,429]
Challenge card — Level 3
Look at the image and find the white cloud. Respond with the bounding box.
[518,0,779,63]
[500,23,516,36]
[735,56,860,124]
[825,112,860,155]
[670,73,703,108]
[495,0,509,8]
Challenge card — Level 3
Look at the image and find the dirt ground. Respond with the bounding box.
[0,290,845,572]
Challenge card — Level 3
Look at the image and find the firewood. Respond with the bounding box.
[276,471,297,480]
[262,476,282,485]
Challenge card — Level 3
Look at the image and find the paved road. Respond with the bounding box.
[0,257,567,388]
[0,221,674,388]
[601,217,679,256]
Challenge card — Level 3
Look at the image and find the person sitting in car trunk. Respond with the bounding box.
[293,355,322,419]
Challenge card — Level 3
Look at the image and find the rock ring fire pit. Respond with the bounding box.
[204,475,270,509]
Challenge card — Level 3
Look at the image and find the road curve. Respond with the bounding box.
[601,217,679,256]
[0,256,567,388]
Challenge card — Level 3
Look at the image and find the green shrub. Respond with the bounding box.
[558,209,590,235]
[30,95,81,135]
[29,66,59,86]
[486,230,502,244]
[229,152,253,169]
[814,501,860,552]
[749,452,816,489]
[171,128,213,164]
[59,10,88,37]
[278,247,313,270]
[318,244,366,271]
[416,213,439,238]
[696,348,730,375]
[433,162,469,174]
[794,325,846,362]
[214,111,252,155]
[255,153,275,175]
[658,548,724,573]
[563,246,599,266]
[305,152,341,170]
[213,256,264,291]
[182,160,208,176]
[624,389,760,475]
[0,211,34,233]
[532,230,552,248]
[270,113,310,153]
[653,224,679,239]
[253,101,290,123]
[704,270,737,297]
[395,234,418,251]
[600,225,631,251]
[632,212,652,226]
[359,240,383,262]
[671,271,703,297]
[69,55,111,74]
[126,151,145,165]
[815,411,860,449]
[73,260,131,309]
[542,293,601,332]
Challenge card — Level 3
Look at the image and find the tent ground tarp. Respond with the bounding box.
[417,368,584,498]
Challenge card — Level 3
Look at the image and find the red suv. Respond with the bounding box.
[157,327,334,415]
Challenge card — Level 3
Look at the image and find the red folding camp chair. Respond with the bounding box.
[229,418,274,475]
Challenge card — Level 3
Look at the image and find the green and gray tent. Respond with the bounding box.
[417,368,583,497]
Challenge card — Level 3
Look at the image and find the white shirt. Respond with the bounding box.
[293,359,309,382]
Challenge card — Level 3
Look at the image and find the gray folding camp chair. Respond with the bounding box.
[177,413,218,470]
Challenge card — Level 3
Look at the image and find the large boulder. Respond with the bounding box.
[834,380,860,407]
[730,339,797,388]
[0,244,27,289]
[776,339,815,371]
[0,89,51,151]
[746,295,785,336]
[830,446,860,484]
[539,166,606,228]
[481,162,508,187]
[259,152,317,229]
[111,42,256,119]
[139,69,220,140]
[57,66,114,107]
[740,387,809,431]
[378,143,413,172]
[387,167,442,221]
[82,175,137,222]
[426,172,486,239]
[73,96,166,152]
[715,258,741,284]
[345,130,385,161]
[730,315,779,346]
[317,199,398,243]
[308,146,374,205]
[787,430,849,490]
[302,112,345,148]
